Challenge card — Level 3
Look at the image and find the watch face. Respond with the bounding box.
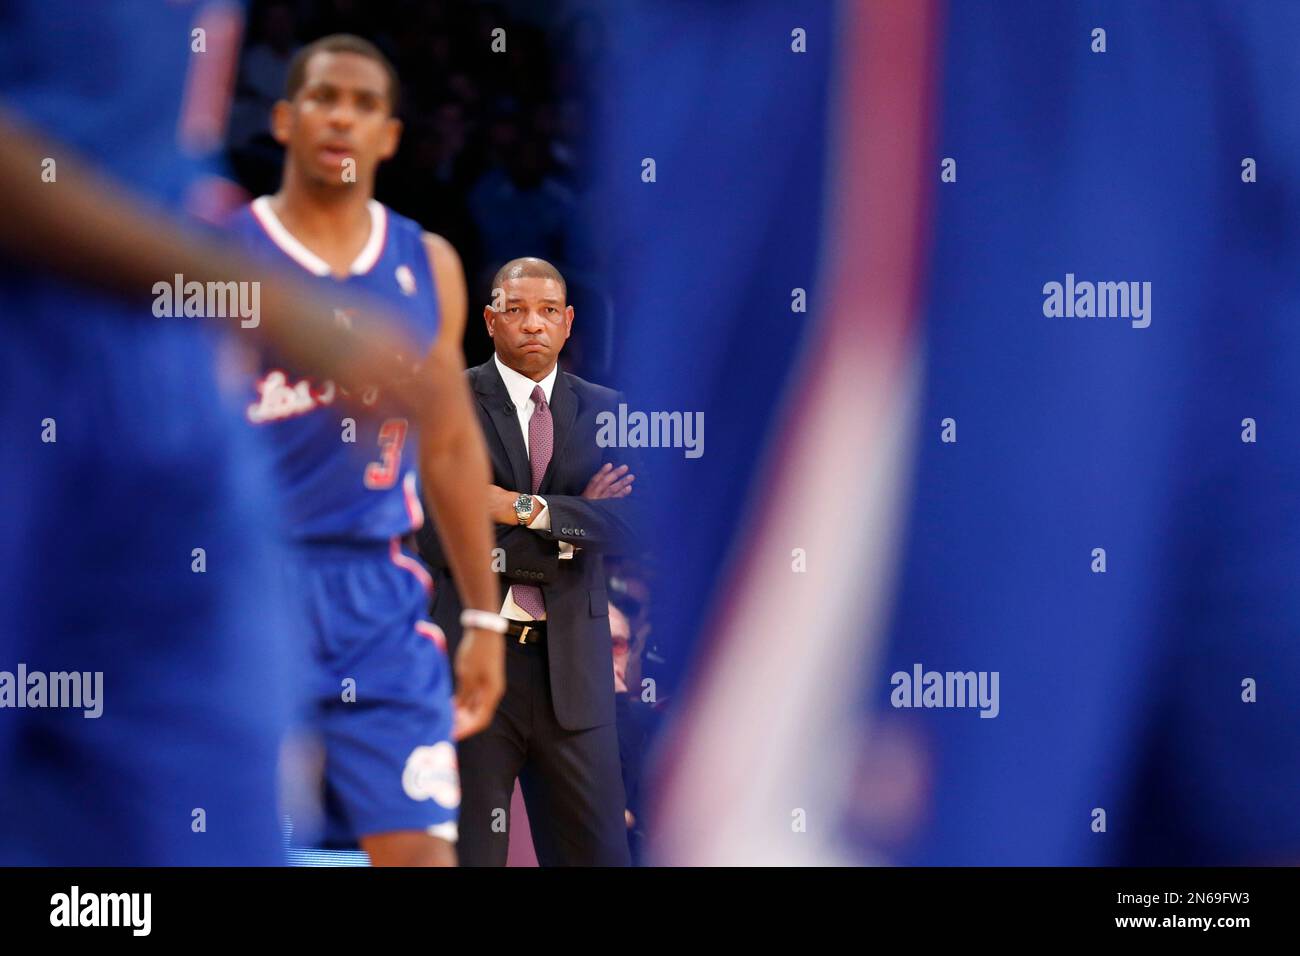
[515,495,532,514]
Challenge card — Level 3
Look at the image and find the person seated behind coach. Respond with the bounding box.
[609,597,658,866]
[417,257,640,866]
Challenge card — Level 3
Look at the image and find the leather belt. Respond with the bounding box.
[504,619,546,644]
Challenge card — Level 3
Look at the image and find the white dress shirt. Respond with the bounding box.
[495,353,558,460]
[493,354,571,621]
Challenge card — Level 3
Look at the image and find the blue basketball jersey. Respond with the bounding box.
[226,198,441,543]
[0,0,302,864]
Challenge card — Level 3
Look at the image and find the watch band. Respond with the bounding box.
[515,493,534,525]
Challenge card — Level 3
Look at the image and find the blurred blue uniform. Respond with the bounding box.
[0,1,292,864]
[603,0,1300,864]
[226,200,459,845]
[869,0,1300,867]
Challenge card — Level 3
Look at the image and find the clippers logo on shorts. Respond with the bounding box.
[402,742,460,808]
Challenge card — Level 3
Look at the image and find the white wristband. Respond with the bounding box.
[459,609,508,634]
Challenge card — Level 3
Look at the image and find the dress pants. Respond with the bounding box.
[456,638,630,866]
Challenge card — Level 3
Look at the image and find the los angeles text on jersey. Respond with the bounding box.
[245,369,388,424]
[50,886,150,936]
[246,369,337,423]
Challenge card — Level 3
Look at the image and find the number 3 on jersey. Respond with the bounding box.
[365,418,409,489]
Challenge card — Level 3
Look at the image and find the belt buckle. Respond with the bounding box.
[518,625,531,644]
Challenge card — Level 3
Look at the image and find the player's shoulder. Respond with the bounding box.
[220,199,264,236]
[376,205,459,272]
[415,228,463,275]
[377,203,446,261]
[380,202,424,240]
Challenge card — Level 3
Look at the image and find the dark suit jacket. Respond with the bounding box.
[418,359,639,731]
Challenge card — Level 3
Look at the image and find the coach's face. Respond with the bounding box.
[272,52,401,186]
[485,277,573,380]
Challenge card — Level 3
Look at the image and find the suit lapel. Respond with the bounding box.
[540,371,578,493]
[473,361,531,493]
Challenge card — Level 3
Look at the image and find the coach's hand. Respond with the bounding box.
[451,627,505,741]
[487,484,522,525]
[582,463,634,500]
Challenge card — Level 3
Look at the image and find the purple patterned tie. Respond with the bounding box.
[512,385,552,618]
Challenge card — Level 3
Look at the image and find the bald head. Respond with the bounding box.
[491,257,567,301]
[485,257,574,380]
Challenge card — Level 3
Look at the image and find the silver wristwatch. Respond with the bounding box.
[513,493,535,525]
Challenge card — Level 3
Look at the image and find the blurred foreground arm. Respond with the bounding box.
[0,109,425,408]
[419,233,504,741]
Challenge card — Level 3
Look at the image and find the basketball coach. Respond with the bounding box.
[419,257,637,866]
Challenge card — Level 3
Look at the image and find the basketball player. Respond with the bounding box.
[0,4,449,864]
[227,35,505,866]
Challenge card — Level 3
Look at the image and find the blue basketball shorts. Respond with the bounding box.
[284,539,458,847]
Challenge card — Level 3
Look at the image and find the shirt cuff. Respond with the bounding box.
[526,496,574,557]
[527,496,550,530]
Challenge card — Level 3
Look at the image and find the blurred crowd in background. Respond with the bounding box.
[227,0,615,376]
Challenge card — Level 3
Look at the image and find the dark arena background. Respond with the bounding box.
[228,0,615,378]
[3,0,1300,939]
